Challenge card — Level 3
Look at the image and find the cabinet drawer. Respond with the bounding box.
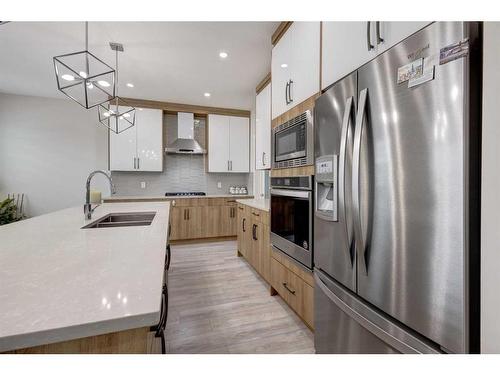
[250,208,269,225]
[271,258,314,329]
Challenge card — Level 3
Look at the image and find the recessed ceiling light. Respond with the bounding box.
[219,51,228,59]
[281,63,288,68]
[98,80,110,87]
[204,92,211,97]
[61,74,75,81]
[123,113,131,118]
[126,83,134,88]
[79,71,88,78]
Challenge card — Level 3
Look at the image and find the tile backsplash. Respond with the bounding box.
[111,114,251,196]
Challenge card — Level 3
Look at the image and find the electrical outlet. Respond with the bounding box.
[140,181,146,189]
[217,182,222,189]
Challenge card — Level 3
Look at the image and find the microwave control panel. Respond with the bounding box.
[315,155,338,222]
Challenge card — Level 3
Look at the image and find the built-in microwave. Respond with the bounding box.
[272,110,314,169]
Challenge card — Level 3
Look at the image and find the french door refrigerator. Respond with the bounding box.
[313,22,481,354]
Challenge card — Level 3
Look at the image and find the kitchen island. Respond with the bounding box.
[0,202,170,353]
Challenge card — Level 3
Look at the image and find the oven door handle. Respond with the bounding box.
[270,188,311,199]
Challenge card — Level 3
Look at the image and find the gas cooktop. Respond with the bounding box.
[164,192,206,197]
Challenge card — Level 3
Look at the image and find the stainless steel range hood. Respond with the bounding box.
[165,112,206,154]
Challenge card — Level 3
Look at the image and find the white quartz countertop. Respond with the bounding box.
[0,202,170,352]
[236,198,270,212]
[104,194,253,201]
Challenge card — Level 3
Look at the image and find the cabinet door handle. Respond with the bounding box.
[285,81,289,105]
[262,152,265,166]
[288,80,293,103]
[187,209,190,220]
[183,209,186,220]
[137,157,140,169]
[242,218,246,232]
[282,282,296,295]
[376,21,384,44]
[133,157,136,169]
[367,21,375,51]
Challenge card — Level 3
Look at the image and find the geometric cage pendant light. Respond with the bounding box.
[53,22,116,109]
[97,42,136,134]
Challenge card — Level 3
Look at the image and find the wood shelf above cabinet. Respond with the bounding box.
[272,22,293,46]
[256,72,271,94]
[114,97,250,118]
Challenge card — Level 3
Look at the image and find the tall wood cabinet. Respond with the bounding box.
[271,22,320,119]
[110,107,163,171]
[207,114,249,172]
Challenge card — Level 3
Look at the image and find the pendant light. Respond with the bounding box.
[97,43,136,134]
[53,22,115,109]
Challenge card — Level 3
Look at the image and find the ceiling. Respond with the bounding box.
[0,22,278,110]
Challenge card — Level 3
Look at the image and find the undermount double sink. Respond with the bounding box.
[82,212,156,229]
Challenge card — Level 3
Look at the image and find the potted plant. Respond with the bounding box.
[0,197,23,225]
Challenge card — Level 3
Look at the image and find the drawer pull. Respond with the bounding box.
[252,212,260,217]
[282,282,296,295]
[227,200,236,203]
[238,206,244,210]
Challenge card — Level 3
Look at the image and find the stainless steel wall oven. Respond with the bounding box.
[270,176,313,269]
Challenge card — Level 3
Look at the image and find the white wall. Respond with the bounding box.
[481,22,500,353]
[0,93,110,217]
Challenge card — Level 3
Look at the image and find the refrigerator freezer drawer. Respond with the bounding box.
[314,269,441,354]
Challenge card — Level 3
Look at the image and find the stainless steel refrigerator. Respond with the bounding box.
[313,22,481,354]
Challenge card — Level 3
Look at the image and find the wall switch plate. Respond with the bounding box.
[217,182,222,189]
[141,181,146,189]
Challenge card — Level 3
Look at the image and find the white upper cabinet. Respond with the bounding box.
[136,108,163,171]
[271,28,292,119]
[321,22,378,90]
[322,22,431,90]
[208,114,249,173]
[228,116,250,173]
[110,107,163,172]
[207,114,230,172]
[255,83,271,170]
[375,22,431,54]
[272,22,320,119]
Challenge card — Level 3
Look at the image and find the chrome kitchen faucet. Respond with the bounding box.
[84,170,116,220]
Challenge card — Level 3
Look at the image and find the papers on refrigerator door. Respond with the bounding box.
[439,38,469,65]
[408,55,437,88]
[397,58,424,84]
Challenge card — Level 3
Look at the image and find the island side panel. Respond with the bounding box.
[4,327,154,354]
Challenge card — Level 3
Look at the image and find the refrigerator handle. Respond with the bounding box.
[366,22,375,51]
[353,88,368,274]
[339,96,355,265]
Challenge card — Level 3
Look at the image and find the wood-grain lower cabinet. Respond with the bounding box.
[271,257,314,329]
[237,203,271,285]
[169,198,243,241]
[237,205,251,257]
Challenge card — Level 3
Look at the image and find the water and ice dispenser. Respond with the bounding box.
[315,155,338,221]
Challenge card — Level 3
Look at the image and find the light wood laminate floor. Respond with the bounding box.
[165,240,315,354]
